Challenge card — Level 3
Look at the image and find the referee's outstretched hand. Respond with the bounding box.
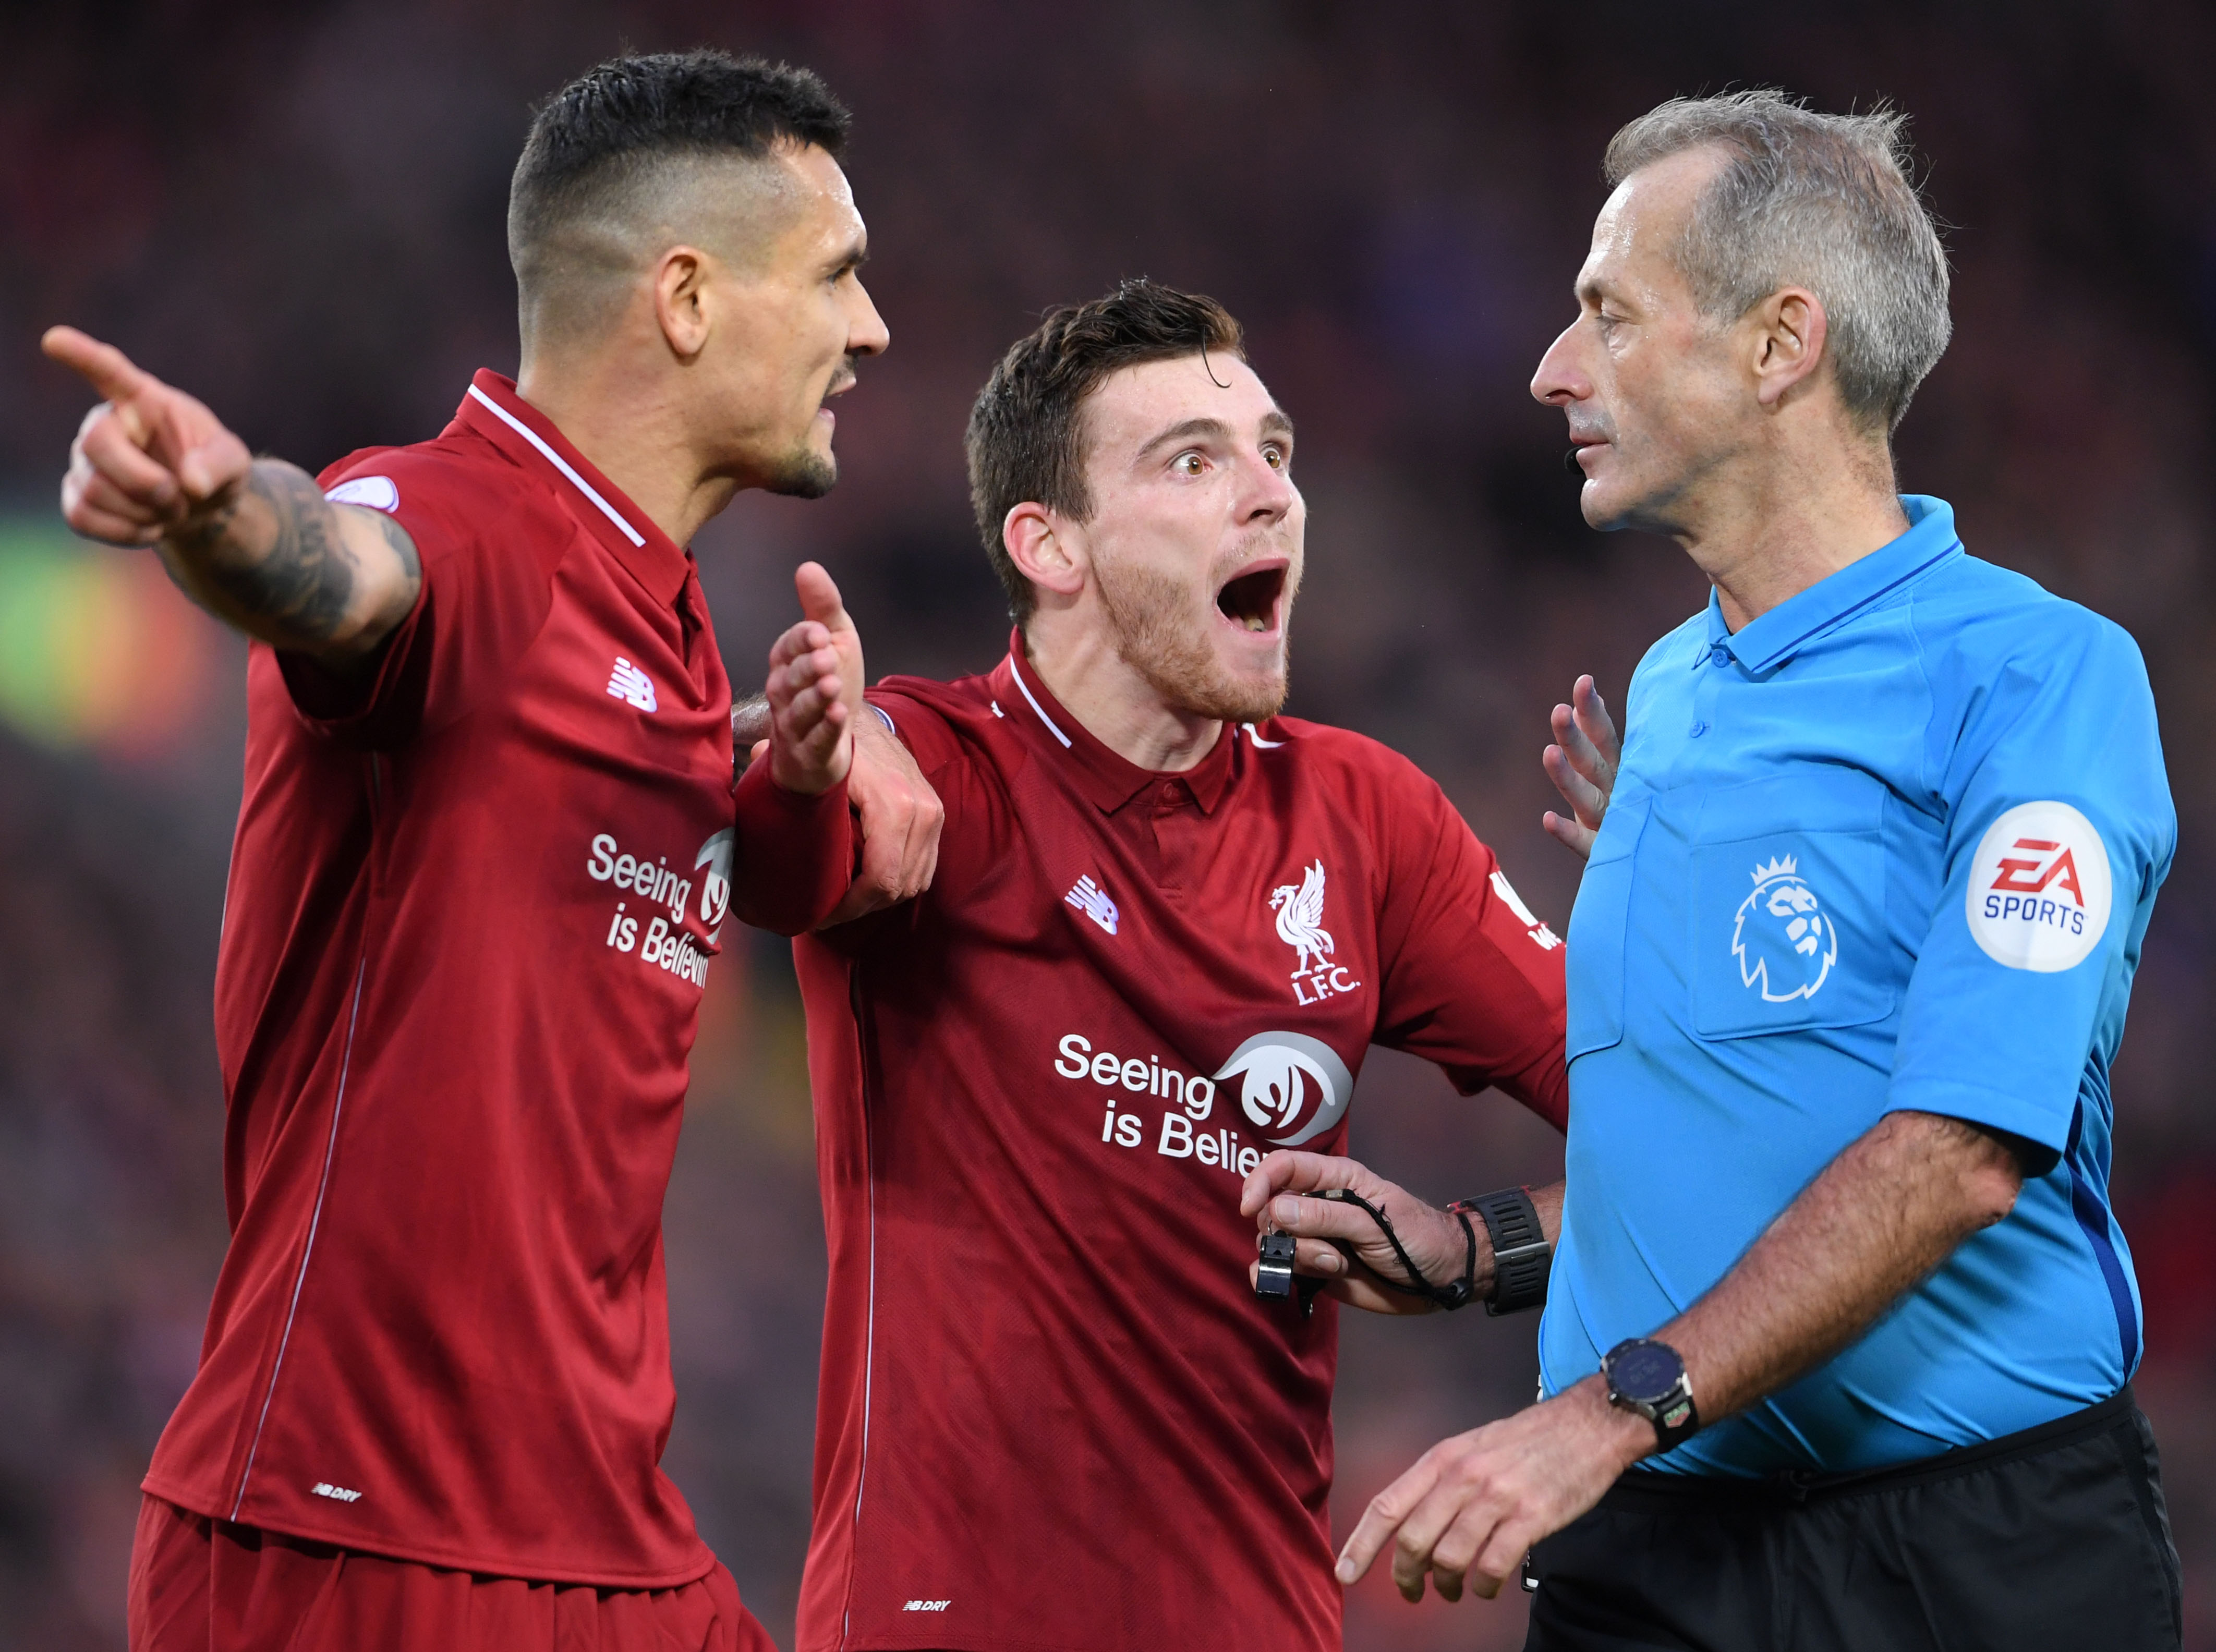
[764,562,861,796]
[1240,1150,1470,1315]
[1542,674,1619,858]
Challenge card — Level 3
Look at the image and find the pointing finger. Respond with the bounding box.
[42,326,155,405]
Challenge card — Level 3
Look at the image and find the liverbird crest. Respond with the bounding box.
[1269,860,1335,976]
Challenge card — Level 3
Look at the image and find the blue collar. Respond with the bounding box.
[1704,495,1964,673]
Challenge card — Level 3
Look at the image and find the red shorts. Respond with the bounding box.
[127,1495,778,1652]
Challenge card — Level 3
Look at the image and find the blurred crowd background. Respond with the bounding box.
[4,1,2214,1647]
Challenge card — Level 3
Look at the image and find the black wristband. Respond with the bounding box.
[1454,1187,1550,1316]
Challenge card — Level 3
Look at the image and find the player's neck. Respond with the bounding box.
[1678,432,1907,633]
[515,359,737,549]
[1021,625,1225,774]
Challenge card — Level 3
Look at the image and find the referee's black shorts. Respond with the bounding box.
[1525,1385,2181,1652]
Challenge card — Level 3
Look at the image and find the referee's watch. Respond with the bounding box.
[1601,1338,1699,1454]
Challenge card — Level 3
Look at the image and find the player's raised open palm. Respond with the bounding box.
[762,561,863,796]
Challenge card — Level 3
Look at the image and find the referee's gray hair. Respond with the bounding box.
[1604,89,1951,434]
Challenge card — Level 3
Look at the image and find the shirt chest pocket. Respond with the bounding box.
[1691,770,1894,1040]
[1565,795,1650,1063]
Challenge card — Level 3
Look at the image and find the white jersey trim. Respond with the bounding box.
[466,384,647,548]
[1008,654,1072,748]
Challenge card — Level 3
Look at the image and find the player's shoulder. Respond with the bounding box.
[1908,551,2148,691]
[867,670,1006,766]
[870,669,996,723]
[316,428,566,538]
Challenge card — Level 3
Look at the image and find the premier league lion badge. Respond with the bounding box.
[1732,854,1837,1003]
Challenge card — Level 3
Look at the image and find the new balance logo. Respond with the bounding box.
[1065,874,1119,935]
[607,657,657,713]
[310,1481,363,1503]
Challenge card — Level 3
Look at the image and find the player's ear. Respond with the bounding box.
[652,247,712,361]
[1004,504,1086,598]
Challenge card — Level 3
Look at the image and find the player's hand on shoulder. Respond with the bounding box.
[46,325,251,548]
[765,561,861,796]
[1241,1150,1467,1316]
[819,699,943,927]
[1542,673,1619,859]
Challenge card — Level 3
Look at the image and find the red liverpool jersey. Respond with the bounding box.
[142,372,849,1586]
[783,641,1567,1652]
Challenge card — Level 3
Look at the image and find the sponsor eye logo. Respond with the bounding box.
[588,829,726,987]
[607,657,658,713]
[1731,854,1837,1003]
[1213,1031,1355,1147]
[1966,801,2112,971]
[1269,860,1363,1004]
[1490,869,1563,950]
[695,828,733,936]
[1064,874,1119,935]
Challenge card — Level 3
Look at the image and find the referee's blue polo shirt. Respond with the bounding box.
[1541,495,2175,1476]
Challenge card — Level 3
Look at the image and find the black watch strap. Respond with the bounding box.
[1602,1337,1701,1454]
[1452,1186,1550,1316]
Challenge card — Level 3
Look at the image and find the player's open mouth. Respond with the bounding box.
[1215,562,1287,635]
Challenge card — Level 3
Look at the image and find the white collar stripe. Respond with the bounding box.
[467,384,646,548]
[1008,655,1072,748]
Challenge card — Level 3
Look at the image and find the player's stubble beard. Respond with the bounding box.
[1095,551,1293,725]
[760,356,858,500]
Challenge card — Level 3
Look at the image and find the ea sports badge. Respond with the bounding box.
[1965,800,2112,972]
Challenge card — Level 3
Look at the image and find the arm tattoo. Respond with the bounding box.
[169,459,419,653]
[195,460,357,639]
[368,505,422,587]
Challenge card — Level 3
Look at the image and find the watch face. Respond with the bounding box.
[1609,1340,1684,1403]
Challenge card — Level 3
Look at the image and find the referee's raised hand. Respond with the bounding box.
[1542,674,1618,858]
[762,561,862,796]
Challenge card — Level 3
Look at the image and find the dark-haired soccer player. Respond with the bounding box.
[47,51,935,1652]
[750,282,1570,1652]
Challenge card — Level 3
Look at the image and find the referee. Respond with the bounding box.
[1302,91,2182,1648]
